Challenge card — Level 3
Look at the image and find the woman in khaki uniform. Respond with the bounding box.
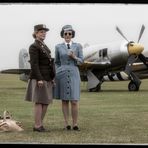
[25,24,55,132]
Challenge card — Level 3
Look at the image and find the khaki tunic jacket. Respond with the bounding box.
[29,40,55,81]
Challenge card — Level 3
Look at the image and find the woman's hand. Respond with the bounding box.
[52,79,56,87]
[68,51,76,59]
[37,80,44,88]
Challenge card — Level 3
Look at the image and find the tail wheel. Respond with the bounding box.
[128,81,139,91]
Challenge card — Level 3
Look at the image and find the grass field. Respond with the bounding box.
[0,74,148,144]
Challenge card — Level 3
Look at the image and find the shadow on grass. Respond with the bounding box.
[0,87,26,90]
[81,89,148,93]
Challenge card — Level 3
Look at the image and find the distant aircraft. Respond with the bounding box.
[0,48,31,82]
[1,25,148,92]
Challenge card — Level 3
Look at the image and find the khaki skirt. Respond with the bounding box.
[25,79,53,104]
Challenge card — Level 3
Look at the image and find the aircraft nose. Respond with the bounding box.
[128,43,144,55]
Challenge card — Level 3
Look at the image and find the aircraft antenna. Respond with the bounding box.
[116,26,129,42]
[137,24,145,43]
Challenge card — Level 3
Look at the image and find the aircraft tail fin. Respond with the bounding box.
[19,49,30,69]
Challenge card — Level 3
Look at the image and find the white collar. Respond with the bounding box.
[64,41,72,46]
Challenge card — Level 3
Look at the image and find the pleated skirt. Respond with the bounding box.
[25,79,53,104]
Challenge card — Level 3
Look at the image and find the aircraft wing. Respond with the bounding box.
[0,69,30,74]
[79,60,111,70]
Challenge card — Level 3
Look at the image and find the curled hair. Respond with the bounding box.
[32,33,36,39]
[32,31,38,39]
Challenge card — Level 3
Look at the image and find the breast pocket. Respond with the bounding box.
[41,49,47,56]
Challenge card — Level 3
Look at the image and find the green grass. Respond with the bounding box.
[1,74,148,144]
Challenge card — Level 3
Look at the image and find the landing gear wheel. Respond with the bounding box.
[128,81,139,91]
[89,84,101,92]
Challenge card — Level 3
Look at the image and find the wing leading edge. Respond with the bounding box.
[0,69,30,74]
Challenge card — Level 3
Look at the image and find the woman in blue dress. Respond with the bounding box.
[54,25,84,131]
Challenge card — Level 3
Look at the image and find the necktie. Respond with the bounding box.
[67,43,70,49]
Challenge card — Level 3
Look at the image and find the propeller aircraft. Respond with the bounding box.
[79,24,148,91]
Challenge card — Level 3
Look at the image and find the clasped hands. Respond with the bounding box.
[37,79,56,88]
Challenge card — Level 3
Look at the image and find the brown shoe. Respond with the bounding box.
[33,126,45,132]
[33,126,49,132]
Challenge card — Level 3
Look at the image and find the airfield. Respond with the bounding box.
[1,74,148,144]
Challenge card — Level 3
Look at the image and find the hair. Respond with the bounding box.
[60,29,75,38]
[32,31,38,39]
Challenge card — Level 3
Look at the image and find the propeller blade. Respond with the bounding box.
[116,26,129,42]
[137,24,145,43]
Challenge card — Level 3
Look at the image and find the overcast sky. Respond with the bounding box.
[0,3,148,70]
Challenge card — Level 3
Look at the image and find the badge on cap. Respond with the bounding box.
[43,25,46,28]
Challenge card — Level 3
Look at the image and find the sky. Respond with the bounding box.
[0,3,148,70]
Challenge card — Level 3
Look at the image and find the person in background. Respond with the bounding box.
[25,24,55,132]
[54,25,84,131]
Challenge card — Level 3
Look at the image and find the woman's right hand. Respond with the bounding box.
[37,80,44,88]
[68,51,76,59]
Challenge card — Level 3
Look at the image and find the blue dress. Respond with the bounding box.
[54,42,84,100]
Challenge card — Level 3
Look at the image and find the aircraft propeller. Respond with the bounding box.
[116,25,145,91]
